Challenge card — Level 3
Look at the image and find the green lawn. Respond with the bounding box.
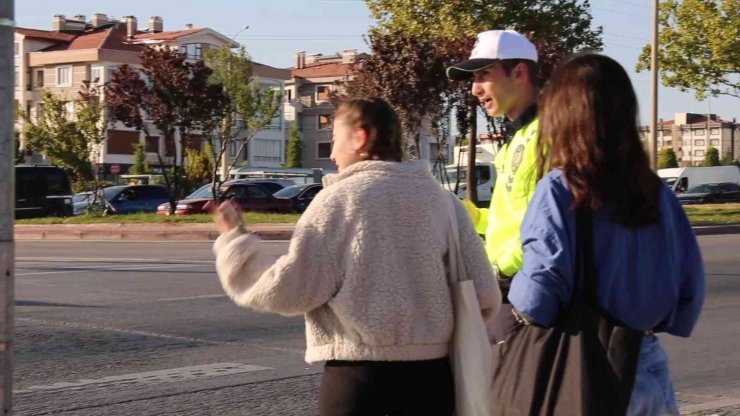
[15,212,301,225]
[683,203,740,225]
[15,204,740,226]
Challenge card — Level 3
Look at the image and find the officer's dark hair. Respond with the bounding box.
[537,52,661,227]
[499,59,539,88]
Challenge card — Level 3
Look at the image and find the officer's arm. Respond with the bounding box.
[462,199,489,235]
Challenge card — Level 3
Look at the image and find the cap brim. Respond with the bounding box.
[446,58,499,80]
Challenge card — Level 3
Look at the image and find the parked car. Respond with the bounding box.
[102,185,171,214]
[676,182,740,205]
[15,165,73,218]
[157,181,292,215]
[273,184,323,213]
[72,191,96,215]
[245,179,296,194]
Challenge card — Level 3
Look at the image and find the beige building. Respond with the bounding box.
[640,113,740,167]
[284,50,365,170]
[284,50,448,169]
[15,14,289,177]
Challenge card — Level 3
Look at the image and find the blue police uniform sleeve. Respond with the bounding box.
[508,175,573,327]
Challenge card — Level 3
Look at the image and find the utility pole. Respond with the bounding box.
[649,0,660,170]
[0,0,15,414]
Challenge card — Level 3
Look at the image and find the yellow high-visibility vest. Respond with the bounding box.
[465,117,539,276]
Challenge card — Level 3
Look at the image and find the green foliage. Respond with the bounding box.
[366,0,603,82]
[702,147,721,166]
[20,84,105,183]
[203,45,282,181]
[721,151,736,166]
[129,142,150,175]
[636,0,739,100]
[285,123,303,168]
[184,145,213,189]
[658,147,679,168]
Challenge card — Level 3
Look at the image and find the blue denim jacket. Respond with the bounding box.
[509,169,705,335]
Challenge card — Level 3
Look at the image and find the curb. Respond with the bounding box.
[692,224,740,236]
[13,223,740,241]
[14,224,294,241]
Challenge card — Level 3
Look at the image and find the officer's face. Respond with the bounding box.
[471,63,518,118]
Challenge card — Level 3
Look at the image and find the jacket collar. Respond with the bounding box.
[323,160,432,187]
[504,104,538,137]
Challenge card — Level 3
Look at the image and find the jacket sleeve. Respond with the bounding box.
[213,222,340,316]
[454,198,502,339]
[463,199,489,236]
[659,199,705,337]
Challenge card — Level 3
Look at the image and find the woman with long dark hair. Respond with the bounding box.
[508,53,705,414]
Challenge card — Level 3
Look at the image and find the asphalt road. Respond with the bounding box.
[10,235,740,415]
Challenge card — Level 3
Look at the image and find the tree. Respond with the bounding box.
[204,45,282,197]
[129,142,150,175]
[362,0,602,200]
[702,147,721,166]
[21,83,106,188]
[721,151,735,166]
[658,147,679,168]
[183,143,213,192]
[285,122,303,168]
[636,0,739,100]
[341,30,455,158]
[106,46,227,213]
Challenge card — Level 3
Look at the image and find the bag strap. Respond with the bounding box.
[574,207,598,305]
[445,192,466,284]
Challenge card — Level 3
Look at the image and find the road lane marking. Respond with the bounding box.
[15,362,272,394]
[16,263,209,276]
[157,294,227,302]
[16,257,214,264]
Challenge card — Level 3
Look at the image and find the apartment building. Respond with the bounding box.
[15,14,289,176]
[640,113,740,167]
[284,49,447,169]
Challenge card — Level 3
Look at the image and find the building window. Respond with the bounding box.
[90,66,103,85]
[316,85,330,101]
[106,130,140,155]
[694,150,705,157]
[14,69,18,88]
[14,41,19,56]
[664,141,672,147]
[694,139,705,146]
[253,138,282,162]
[229,141,237,157]
[35,70,44,88]
[145,136,160,153]
[318,114,332,130]
[57,65,72,86]
[710,128,720,135]
[317,142,332,159]
[694,129,705,136]
[710,139,720,146]
[180,43,203,60]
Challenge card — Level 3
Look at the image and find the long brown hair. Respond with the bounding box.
[537,53,661,227]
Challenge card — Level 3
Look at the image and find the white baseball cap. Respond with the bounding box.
[446,30,538,80]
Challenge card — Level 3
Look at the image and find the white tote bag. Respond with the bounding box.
[445,193,493,416]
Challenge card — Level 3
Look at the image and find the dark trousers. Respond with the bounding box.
[318,357,454,416]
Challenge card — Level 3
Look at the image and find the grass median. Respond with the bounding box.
[15,212,301,225]
[683,203,740,226]
[14,204,740,226]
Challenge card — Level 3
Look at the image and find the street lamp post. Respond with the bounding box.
[650,0,660,170]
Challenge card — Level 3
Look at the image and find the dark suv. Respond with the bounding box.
[15,165,74,218]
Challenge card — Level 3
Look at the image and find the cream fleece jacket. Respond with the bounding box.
[213,160,501,363]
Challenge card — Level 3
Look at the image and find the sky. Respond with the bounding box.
[16,0,738,124]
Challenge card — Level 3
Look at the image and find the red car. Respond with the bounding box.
[156,182,293,215]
